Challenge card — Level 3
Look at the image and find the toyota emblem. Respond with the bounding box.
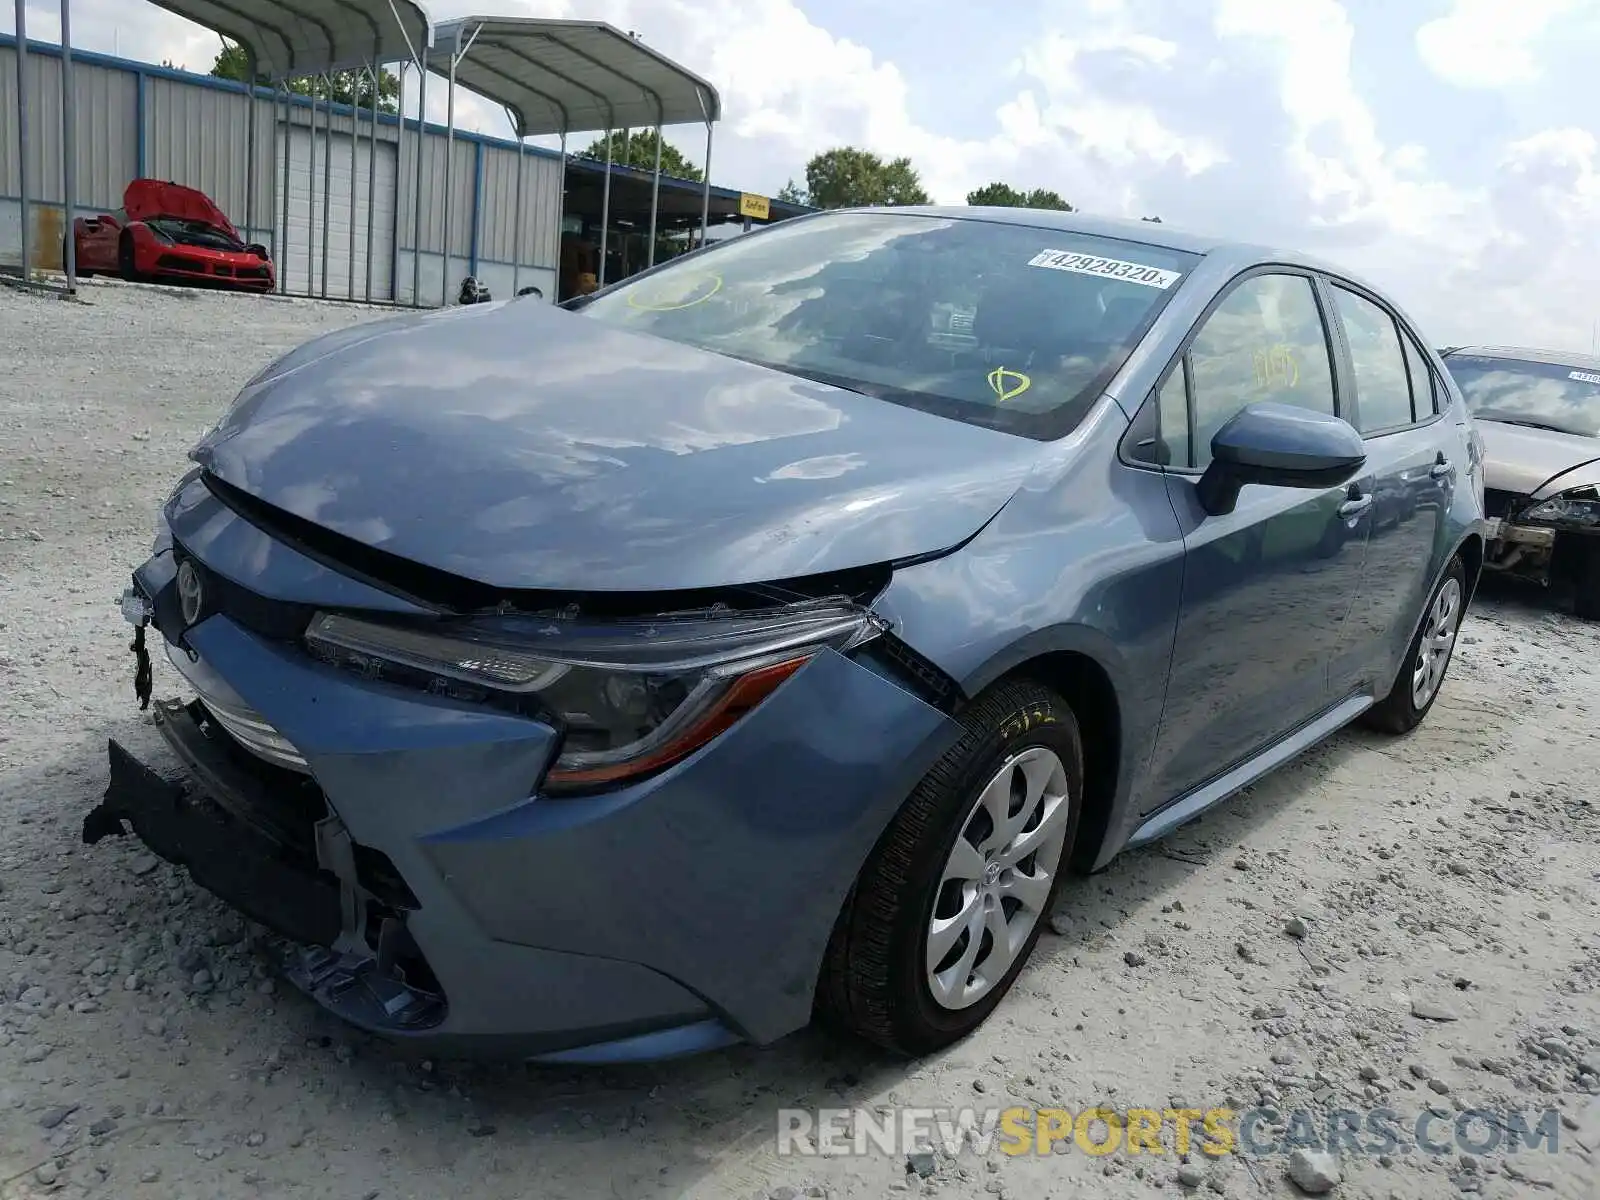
[176,559,204,626]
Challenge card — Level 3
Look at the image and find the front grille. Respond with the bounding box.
[164,639,309,773]
[197,693,309,773]
[1484,488,1523,520]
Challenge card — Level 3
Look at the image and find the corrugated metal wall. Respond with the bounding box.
[479,142,562,275]
[0,44,136,210]
[0,40,562,303]
[395,125,476,259]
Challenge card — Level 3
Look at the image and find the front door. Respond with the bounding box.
[1139,271,1372,811]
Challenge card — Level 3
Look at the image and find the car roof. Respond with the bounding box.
[825,205,1374,283]
[1443,345,1600,371]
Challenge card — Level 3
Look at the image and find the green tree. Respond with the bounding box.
[802,147,931,209]
[965,181,1073,210]
[210,40,399,112]
[578,129,702,181]
[776,178,808,205]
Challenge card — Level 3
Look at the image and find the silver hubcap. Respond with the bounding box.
[1411,576,1462,709]
[926,747,1072,1011]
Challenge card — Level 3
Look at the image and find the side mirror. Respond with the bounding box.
[1196,402,1365,516]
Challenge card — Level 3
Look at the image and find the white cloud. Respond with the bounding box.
[1417,0,1582,89]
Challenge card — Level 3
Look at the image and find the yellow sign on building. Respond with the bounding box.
[739,193,771,221]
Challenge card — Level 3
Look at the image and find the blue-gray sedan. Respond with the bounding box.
[87,207,1487,1062]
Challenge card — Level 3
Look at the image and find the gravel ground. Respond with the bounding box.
[0,279,1597,1200]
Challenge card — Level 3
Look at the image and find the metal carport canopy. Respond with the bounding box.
[426,16,721,138]
[139,0,434,308]
[425,16,724,299]
[141,0,431,76]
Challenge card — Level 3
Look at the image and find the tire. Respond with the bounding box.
[1573,544,1600,621]
[817,679,1084,1056]
[117,232,139,282]
[1362,554,1466,734]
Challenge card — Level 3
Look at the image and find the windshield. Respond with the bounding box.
[1443,353,1600,439]
[573,211,1200,440]
[147,217,242,251]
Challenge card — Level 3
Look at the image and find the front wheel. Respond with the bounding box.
[1362,554,1465,734]
[817,679,1083,1056]
[1572,543,1600,620]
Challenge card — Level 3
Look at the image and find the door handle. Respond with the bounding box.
[1338,494,1373,518]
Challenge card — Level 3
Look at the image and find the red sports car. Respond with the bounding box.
[69,179,275,291]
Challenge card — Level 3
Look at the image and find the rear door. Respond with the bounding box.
[1128,270,1373,808]
[1322,280,1453,694]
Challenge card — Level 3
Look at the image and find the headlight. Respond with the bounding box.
[1522,487,1600,526]
[304,600,886,790]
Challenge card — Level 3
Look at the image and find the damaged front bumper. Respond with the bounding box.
[1483,511,1598,586]
[88,539,957,1062]
[1483,516,1558,576]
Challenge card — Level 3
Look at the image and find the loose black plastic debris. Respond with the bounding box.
[130,622,152,710]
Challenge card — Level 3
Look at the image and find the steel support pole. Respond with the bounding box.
[243,48,256,245]
[557,132,567,296]
[700,121,714,248]
[305,85,317,294]
[617,126,629,278]
[442,36,458,306]
[647,122,662,267]
[392,63,405,302]
[511,118,523,297]
[365,65,377,303]
[320,80,332,299]
[14,0,32,282]
[267,83,280,264]
[411,65,426,306]
[59,0,78,292]
[279,86,291,292]
[599,127,613,287]
[348,70,359,300]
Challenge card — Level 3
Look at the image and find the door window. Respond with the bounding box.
[1400,333,1440,417]
[1331,285,1415,433]
[1154,364,1191,468]
[1186,273,1338,469]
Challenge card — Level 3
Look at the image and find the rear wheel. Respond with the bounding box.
[61,234,91,278]
[117,232,139,281]
[1362,554,1465,734]
[817,679,1082,1056]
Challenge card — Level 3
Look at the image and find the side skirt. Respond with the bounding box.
[1124,692,1373,850]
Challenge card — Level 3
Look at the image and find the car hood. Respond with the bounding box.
[191,303,1046,594]
[124,179,236,238]
[1478,419,1600,499]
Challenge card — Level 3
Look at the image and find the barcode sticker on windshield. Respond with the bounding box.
[1027,249,1182,289]
[1570,370,1600,385]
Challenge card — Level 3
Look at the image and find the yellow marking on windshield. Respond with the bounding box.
[626,274,724,312]
[988,367,1032,403]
